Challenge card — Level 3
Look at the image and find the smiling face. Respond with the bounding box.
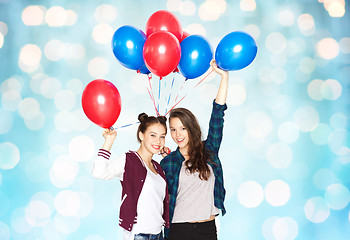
[169,117,190,152]
[139,123,166,155]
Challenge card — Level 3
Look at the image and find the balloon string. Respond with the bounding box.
[147,74,160,116]
[147,87,159,116]
[146,74,157,114]
[157,77,161,115]
[194,69,214,88]
[165,74,175,115]
[165,69,214,116]
[174,79,186,103]
[165,95,186,116]
[110,122,140,130]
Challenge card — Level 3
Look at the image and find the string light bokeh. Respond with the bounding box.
[0,0,349,239]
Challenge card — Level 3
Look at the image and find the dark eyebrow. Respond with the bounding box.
[150,131,166,135]
[170,125,184,129]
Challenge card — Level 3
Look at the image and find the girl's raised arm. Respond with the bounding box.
[211,59,229,105]
[101,128,117,151]
[92,128,125,180]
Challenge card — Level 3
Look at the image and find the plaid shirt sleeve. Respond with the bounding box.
[205,100,227,216]
[160,150,183,236]
[160,155,175,191]
[204,100,227,154]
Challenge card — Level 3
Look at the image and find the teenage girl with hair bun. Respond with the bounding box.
[93,113,169,240]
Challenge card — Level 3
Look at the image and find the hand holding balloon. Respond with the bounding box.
[211,59,229,105]
[210,59,229,80]
[103,127,117,140]
[101,128,118,152]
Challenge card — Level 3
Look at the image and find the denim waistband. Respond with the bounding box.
[134,231,163,240]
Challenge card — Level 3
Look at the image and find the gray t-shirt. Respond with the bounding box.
[172,162,220,223]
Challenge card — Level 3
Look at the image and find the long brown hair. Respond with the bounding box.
[169,108,211,180]
[137,113,167,143]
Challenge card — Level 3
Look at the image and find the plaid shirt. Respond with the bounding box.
[160,101,227,234]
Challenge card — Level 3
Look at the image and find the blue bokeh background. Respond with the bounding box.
[0,0,349,239]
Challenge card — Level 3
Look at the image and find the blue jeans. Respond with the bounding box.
[134,231,164,240]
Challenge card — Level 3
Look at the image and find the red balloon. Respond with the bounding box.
[181,31,190,42]
[146,10,183,42]
[143,31,181,77]
[173,31,191,73]
[174,31,189,73]
[174,30,189,73]
[82,79,122,128]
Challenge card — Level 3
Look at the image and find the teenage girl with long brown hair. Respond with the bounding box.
[160,60,229,240]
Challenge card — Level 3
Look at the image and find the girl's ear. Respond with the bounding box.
[138,131,144,141]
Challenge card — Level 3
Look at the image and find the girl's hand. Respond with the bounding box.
[159,146,171,157]
[101,128,117,152]
[102,128,117,140]
[210,59,229,78]
[211,59,229,105]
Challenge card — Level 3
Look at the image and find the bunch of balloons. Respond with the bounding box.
[112,10,213,79]
[112,10,257,79]
[82,10,258,128]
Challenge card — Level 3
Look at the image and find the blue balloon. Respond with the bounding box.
[215,31,257,71]
[138,64,151,75]
[178,35,213,79]
[112,25,147,71]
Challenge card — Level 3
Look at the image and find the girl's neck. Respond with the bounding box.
[179,147,189,161]
[136,146,153,164]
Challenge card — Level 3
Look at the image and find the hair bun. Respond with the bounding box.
[138,113,148,122]
[158,115,167,122]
